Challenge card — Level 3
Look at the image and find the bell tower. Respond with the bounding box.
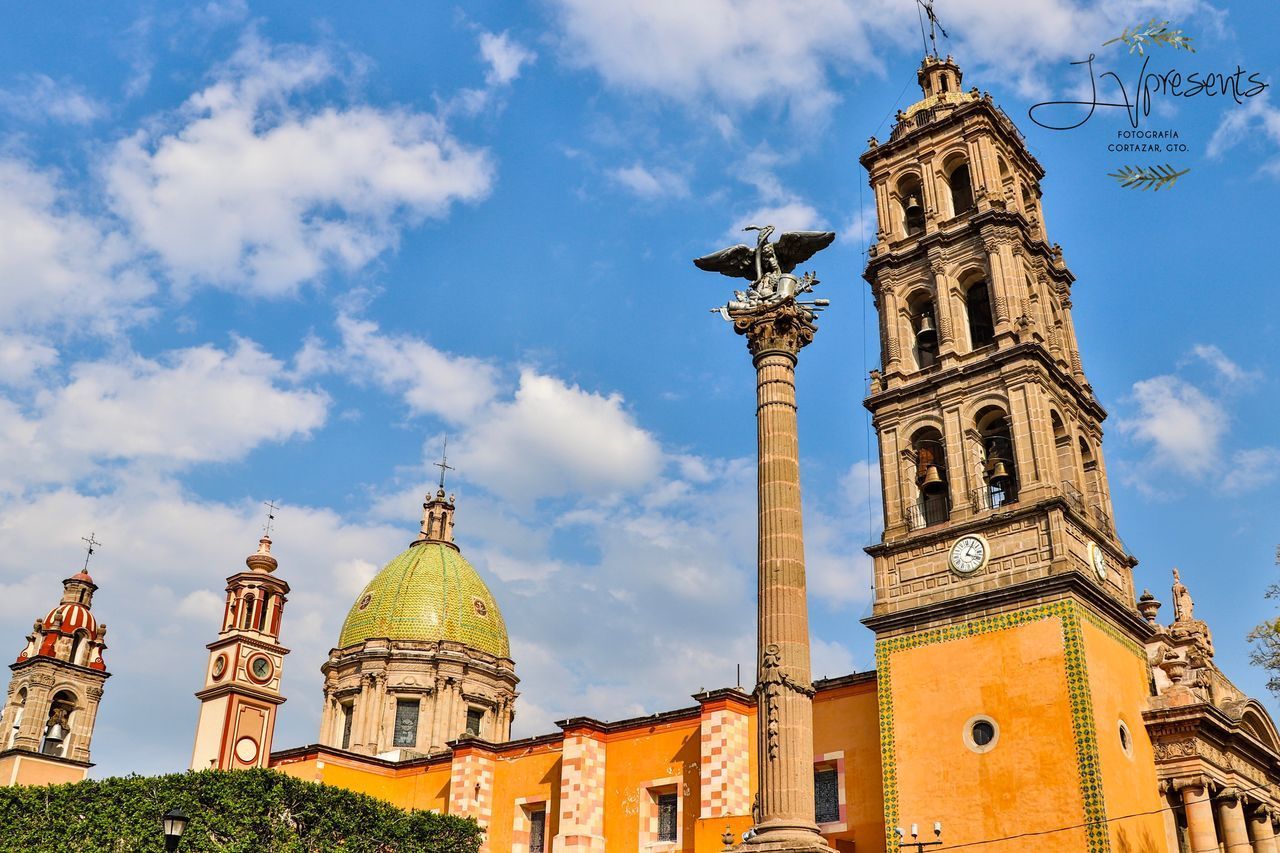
[0,554,109,786]
[190,534,290,770]
[860,56,1165,852]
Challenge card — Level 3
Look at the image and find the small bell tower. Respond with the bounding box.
[0,538,110,786]
[190,526,290,770]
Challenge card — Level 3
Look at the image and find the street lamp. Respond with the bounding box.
[161,808,189,852]
[896,822,943,852]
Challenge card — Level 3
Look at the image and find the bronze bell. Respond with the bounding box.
[905,195,923,217]
[916,312,937,345]
[918,463,946,494]
[987,459,1011,485]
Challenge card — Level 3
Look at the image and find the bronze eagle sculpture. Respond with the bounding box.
[693,225,836,283]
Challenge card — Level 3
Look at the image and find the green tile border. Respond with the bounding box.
[876,601,1111,853]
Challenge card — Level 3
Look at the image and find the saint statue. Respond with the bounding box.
[1171,567,1194,623]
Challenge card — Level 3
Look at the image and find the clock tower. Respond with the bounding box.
[190,534,290,770]
[860,55,1166,852]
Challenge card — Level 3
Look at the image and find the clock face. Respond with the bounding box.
[949,535,988,575]
[249,655,273,681]
[234,736,258,763]
[1089,542,1107,580]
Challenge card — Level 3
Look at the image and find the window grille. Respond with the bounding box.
[341,704,353,749]
[466,707,484,737]
[529,809,546,852]
[815,767,840,824]
[657,792,678,842]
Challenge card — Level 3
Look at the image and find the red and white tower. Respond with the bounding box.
[190,534,290,770]
[0,556,110,785]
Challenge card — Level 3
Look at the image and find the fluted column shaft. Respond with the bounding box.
[736,300,827,851]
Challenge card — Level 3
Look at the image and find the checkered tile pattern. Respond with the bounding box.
[554,733,606,850]
[638,777,681,845]
[449,751,495,850]
[699,707,751,818]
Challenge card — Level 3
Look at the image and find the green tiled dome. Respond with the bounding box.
[337,542,510,658]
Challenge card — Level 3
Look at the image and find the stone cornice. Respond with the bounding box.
[0,747,92,769]
[860,99,1045,179]
[194,682,286,706]
[861,568,1152,643]
[8,657,111,681]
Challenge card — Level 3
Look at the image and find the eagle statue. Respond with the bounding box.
[693,225,836,285]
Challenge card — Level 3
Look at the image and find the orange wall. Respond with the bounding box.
[1079,618,1168,852]
[883,613,1089,851]
[485,745,564,850]
[0,753,86,787]
[599,718,701,850]
[814,679,884,849]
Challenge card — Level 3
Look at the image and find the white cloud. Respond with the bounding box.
[332,315,500,422]
[1186,343,1260,385]
[1207,92,1280,174]
[0,339,328,491]
[549,0,1220,110]
[730,201,823,237]
[478,31,536,87]
[1220,447,1280,495]
[608,163,690,199]
[105,34,494,296]
[458,369,663,503]
[0,335,58,386]
[1120,374,1224,477]
[0,159,153,334]
[0,74,106,124]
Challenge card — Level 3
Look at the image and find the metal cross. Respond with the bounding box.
[434,438,455,490]
[263,500,279,537]
[915,0,949,57]
[81,532,102,572]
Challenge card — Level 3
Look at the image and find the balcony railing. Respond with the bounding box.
[904,495,950,531]
[970,483,1018,512]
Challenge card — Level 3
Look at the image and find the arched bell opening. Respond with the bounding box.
[70,629,90,667]
[40,690,76,757]
[963,275,996,350]
[906,290,939,370]
[909,427,950,529]
[943,153,974,217]
[977,408,1019,508]
[1051,411,1077,495]
[897,175,925,237]
[6,687,26,748]
[1078,437,1106,529]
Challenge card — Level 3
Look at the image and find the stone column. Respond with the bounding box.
[1218,789,1252,851]
[731,299,829,851]
[1248,806,1279,853]
[1179,779,1217,853]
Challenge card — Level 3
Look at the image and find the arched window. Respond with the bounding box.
[41,692,75,757]
[1079,437,1102,501]
[70,631,89,667]
[909,427,950,529]
[964,278,996,349]
[7,688,25,748]
[1052,412,1075,490]
[906,291,939,370]
[897,175,925,237]
[241,594,256,630]
[977,407,1018,508]
[256,594,270,631]
[944,155,973,216]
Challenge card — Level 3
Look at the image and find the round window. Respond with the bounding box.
[358,593,373,611]
[962,715,1000,754]
[473,598,488,617]
[248,655,273,682]
[1119,720,1134,759]
[211,654,227,680]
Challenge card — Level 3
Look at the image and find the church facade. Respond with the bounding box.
[5,55,1279,853]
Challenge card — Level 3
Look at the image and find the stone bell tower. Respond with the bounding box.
[860,55,1165,852]
[0,551,110,786]
[190,533,290,770]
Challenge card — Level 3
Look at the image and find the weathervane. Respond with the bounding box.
[81,532,102,572]
[434,438,455,490]
[262,500,279,537]
[916,0,949,57]
[695,225,834,321]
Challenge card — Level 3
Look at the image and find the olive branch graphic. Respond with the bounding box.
[1102,19,1195,54]
[1108,164,1190,191]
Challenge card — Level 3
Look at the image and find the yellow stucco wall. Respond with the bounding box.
[880,609,1090,851]
[599,717,701,850]
[814,677,884,848]
[0,753,87,787]
[1079,617,1168,852]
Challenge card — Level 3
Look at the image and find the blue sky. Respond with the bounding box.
[0,1,1277,778]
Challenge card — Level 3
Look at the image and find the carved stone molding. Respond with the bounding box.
[734,302,817,360]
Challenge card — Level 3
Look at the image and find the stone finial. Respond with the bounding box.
[1159,648,1188,684]
[1137,589,1161,625]
[246,536,278,573]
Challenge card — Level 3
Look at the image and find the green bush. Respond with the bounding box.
[0,768,482,852]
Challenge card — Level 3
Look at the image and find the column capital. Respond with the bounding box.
[733,300,818,362]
